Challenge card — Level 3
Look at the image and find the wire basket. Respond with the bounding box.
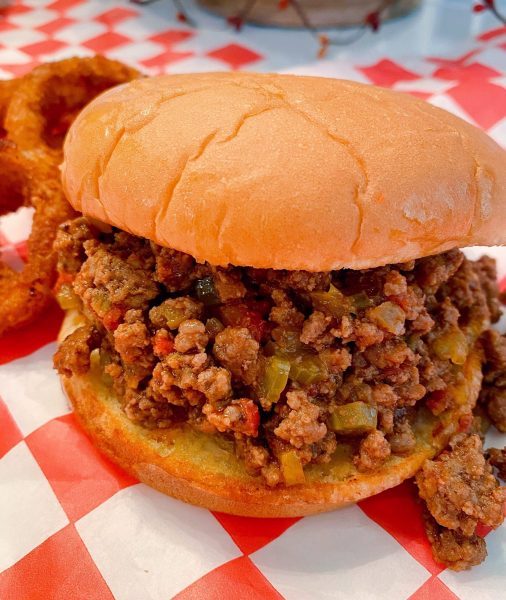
[197,0,421,28]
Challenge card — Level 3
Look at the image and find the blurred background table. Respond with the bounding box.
[0,0,504,142]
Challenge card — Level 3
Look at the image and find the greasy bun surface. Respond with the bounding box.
[62,72,506,271]
[60,311,483,517]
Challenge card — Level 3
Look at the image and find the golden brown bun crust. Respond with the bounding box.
[59,312,483,517]
[62,73,506,271]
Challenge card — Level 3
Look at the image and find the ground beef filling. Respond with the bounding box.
[416,434,504,571]
[54,218,500,488]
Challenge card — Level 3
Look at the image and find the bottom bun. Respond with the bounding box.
[59,311,483,518]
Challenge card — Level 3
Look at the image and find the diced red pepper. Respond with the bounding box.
[153,331,174,357]
[103,306,124,332]
[218,303,266,342]
[246,298,272,317]
[235,399,260,436]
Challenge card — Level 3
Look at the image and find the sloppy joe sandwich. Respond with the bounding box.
[53,73,506,518]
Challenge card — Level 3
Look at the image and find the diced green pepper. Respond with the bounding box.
[350,292,373,311]
[289,354,328,385]
[431,328,468,365]
[311,284,352,318]
[280,450,306,485]
[329,401,378,434]
[258,356,291,407]
[195,277,220,306]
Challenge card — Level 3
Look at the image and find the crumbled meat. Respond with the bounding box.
[269,289,305,328]
[204,398,259,436]
[54,218,503,489]
[124,388,173,428]
[211,268,247,301]
[74,242,158,325]
[113,309,154,387]
[149,297,203,329]
[480,330,506,432]
[378,407,394,434]
[150,352,209,407]
[54,217,98,274]
[54,324,100,377]
[383,270,408,297]
[354,430,391,471]
[352,320,385,350]
[372,383,398,407]
[475,256,502,323]
[152,245,205,292]
[416,435,504,536]
[274,390,327,448]
[423,511,487,571]
[320,347,352,374]
[388,417,416,455]
[487,447,506,481]
[236,436,270,473]
[196,367,232,402]
[174,319,209,353]
[364,339,415,370]
[415,249,464,293]
[213,327,259,385]
[300,311,333,350]
[252,269,330,292]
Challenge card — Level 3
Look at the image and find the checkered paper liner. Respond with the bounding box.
[0,1,506,599]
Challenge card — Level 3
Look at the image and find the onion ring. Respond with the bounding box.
[5,56,139,165]
[0,78,17,138]
[0,57,139,336]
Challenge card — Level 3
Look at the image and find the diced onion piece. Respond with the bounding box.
[280,450,306,485]
[259,356,291,407]
[329,401,378,434]
[368,301,405,334]
[289,354,328,385]
[432,328,468,365]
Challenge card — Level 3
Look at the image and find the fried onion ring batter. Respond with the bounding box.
[0,57,139,336]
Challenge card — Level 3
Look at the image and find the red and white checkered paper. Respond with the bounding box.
[0,1,505,599]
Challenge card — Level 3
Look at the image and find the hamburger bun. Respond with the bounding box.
[60,310,483,517]
[62,72,506,272]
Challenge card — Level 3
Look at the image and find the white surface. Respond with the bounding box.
[0,207,34,244]
[251,504,430,599]
[0,343,71,437]
[440,525,506,600]
[0,442,68,571]
[55,21,108,45]
[76,484,241,600]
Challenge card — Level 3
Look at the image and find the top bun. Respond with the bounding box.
[62,72,506,271]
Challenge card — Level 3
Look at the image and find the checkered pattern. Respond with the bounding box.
[0,1,505,598]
